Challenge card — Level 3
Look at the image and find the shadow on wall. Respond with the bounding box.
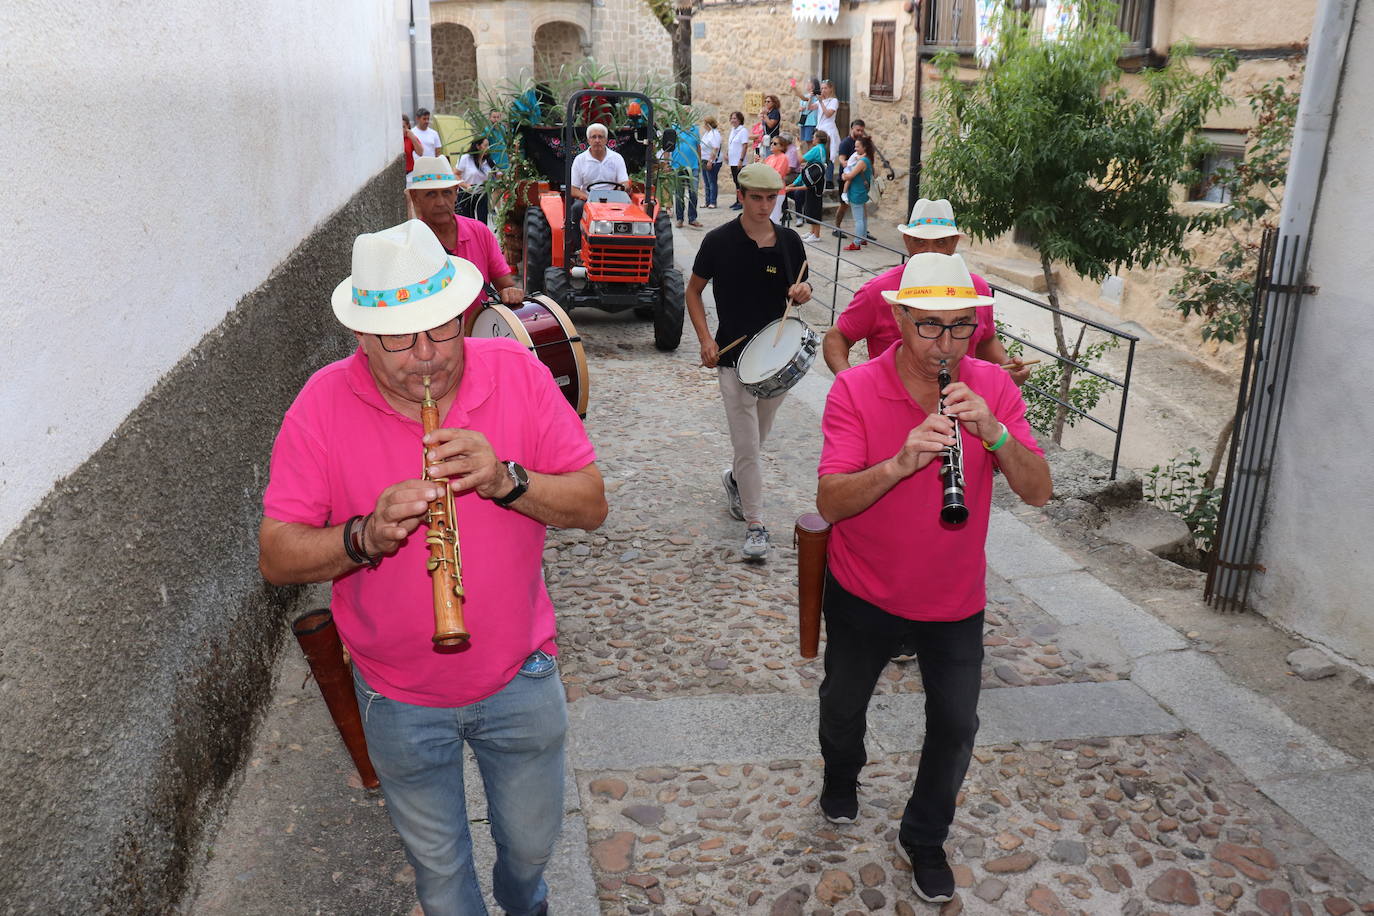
[0,159,407,913]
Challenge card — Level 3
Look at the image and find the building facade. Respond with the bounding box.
[429,0,674,113]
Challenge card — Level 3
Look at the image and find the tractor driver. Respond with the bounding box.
[567,122,629,257]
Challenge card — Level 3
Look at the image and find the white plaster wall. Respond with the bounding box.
[406,0,438,116]
[0,0,403,539]
[1254,6,1374,664]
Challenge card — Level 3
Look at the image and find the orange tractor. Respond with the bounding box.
[520,90,685,351]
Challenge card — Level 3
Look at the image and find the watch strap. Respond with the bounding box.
[493,460,528,507]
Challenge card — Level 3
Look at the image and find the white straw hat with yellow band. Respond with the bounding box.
[331,220,484,335]
[406,155,461,190]
[880,253,995,311]
[898,198,963,240]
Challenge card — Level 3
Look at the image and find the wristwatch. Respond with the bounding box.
[492,460,529,507]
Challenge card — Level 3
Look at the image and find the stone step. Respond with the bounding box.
[972,252,1061,293]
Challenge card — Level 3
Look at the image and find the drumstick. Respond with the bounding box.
[716,334,749,358]
[1000,359,1042,369]
[773,261,811,346]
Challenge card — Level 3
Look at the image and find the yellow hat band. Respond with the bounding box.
[896,285,978,299]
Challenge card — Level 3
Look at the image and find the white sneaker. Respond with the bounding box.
[803,234,821,243]
[841,192,850,204]
[721,469,744,521]
[742,523,770,559]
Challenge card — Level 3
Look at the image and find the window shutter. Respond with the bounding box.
[870,20,896,101]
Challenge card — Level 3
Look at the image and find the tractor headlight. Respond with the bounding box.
[631,222,654,235]
[589,220,614,235]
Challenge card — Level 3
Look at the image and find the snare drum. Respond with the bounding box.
[736,316,819,399]
[466,295,590,417]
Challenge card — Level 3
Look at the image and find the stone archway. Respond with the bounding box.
[432,22,477,112]
[533,21,588,83]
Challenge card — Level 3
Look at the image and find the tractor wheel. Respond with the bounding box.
[524,208,552,293]
[543,266,573,311]
[651,209,675,285]
[654,267,686,351]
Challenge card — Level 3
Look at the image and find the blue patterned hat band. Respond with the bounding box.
[408,172,455,186]
[908,217,958,228]
[352,260,456,308]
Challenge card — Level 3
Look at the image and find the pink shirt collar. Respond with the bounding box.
[343,343,496,428]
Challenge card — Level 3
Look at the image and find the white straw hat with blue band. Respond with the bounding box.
[898,198,963,240]
[880,253,995,311]
[406,155,461,190]
[331,220,484,335]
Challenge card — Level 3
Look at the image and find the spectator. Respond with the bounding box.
[761,95,783,144]
[832,119,866,235]
[791,77,821,148]
[787,129,829,242]
[726,111,749,210]
[842,135,875,251]
[456,137,493,225]
[700,116,723,209]
[672,121,703,228]
[484,108,509,169]
[413,108,441,158]
[814,81,841,178]
[764,134,793,224]
[402,114,422,173]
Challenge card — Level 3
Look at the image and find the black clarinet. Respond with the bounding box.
[937,360,969,525]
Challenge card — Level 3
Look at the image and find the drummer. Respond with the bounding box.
[407,155,523,307]
[687,163,813,560]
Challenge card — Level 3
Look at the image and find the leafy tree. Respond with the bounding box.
[923,0,1237,442]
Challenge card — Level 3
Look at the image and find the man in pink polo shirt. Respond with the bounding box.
[408,155,524,310]
[259,220,606,916]
[821,198,1031,385]
[814,252,1050,905]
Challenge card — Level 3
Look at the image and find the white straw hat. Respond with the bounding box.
[406,155,460,190]
[331,220,484,335]
[898,198,962,240]
[881,253,995,311]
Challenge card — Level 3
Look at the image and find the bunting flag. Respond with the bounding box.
[793,0,839,24]
[974,0,999,67]
[1042,0,1078,41]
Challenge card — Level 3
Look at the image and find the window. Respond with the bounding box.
[870,20,896,101]
[1189,130,1246,204]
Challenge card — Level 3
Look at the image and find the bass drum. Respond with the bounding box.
[466,295,590,417]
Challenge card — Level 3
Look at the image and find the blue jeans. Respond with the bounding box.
[355,658,567,916]
[702,161,722,206]
[674,167,699,222]
[851,202,867,242]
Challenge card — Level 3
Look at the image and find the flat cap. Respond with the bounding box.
[736,162,784,191]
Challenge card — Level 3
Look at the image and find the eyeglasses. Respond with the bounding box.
[376,317,463,352]
[901,310,978,339]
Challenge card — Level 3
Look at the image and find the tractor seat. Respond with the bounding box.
[589,189,632,204]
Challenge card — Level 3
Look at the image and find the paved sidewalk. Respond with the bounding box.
[190,211,1374,915]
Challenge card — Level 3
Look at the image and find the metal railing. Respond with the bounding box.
[922,0,1153,55]
[786,206,1139,477]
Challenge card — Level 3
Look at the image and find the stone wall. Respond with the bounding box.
[535,20,589,83]
[433,21,479,112]
[591,0,674,82]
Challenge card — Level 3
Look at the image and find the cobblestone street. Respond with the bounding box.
[192,211,1374,916]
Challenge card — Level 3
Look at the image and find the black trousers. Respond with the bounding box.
[818,572,984,846]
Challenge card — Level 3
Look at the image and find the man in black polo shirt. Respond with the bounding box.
[687,163,813,560]
[832,119,865,236]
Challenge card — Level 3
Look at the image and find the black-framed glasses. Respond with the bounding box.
[376,317,463,352]
[901,309,978,339]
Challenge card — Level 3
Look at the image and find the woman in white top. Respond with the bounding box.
[456,137,493,224]
[811,81,841,181]
[725,111,749,210]
[700,116,723,209]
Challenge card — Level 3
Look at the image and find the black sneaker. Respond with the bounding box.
[819,777,858,823]
[896,837,954,903]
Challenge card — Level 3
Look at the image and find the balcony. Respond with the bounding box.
[921,0,1154,57]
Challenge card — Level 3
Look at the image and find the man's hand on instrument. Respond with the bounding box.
[939,381,1001,442]
[499,284,524,305]
[365,480,440,556]
[788,281,812,305]
[423,428,513,500]
[699,338,720,369]
[892,414,956,476]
